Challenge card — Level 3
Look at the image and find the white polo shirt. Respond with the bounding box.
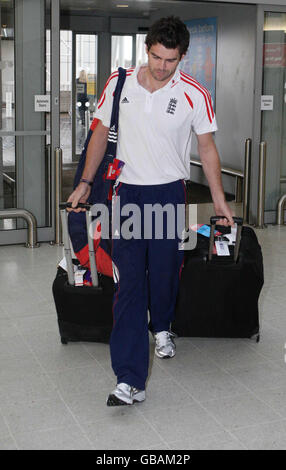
[95,64,218,185]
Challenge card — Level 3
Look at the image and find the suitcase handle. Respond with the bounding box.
[59,202,91,211]
[59,202,99,287]
[210,216,243,226]
[208,216,243,263]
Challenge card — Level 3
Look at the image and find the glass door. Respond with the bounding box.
[136,34,148,67]
[0,0,60,244]
[111,35,134,73]
[72,33,98,161]
[261,11,286,214]
[0,0,16,225]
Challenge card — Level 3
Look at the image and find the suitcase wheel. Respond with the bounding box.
[61,337,68,345]
[256,334,260,343]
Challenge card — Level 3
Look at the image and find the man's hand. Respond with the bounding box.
[67,182,91,212]
[213,199,235,227]
[66,120,109,213]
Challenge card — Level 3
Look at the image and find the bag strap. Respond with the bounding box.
[105,67,127,160]
[100,67,126,203]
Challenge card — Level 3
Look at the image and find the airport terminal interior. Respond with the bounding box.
[1,0,286,450]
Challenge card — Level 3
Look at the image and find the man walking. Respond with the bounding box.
[68,16,234,406]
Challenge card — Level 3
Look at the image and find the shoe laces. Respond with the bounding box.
[155,331,175,349]
[117,383,140,396]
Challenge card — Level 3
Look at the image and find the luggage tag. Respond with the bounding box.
[224,226,237,245]
[190,224,221,254]
[106,158,125,180]
[74,265,87,286]
[215,238,230,256]
[58,257,80,272]
[190,224,221,238]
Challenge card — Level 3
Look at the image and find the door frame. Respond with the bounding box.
[0,0,60,245]
[251,3,286,224]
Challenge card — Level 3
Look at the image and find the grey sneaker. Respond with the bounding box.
[154,330,176,358]
[106,383,146,406]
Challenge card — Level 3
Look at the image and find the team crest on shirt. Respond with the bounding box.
[166,98,178,115]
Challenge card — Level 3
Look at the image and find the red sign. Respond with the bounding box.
[263,43,286,67]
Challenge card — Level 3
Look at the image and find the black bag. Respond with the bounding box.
[172,216,264,341]
[52,205,114,344]
[53,267,114,344]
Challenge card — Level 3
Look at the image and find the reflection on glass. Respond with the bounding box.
[60,30,72,164]
[111,35,133,73]
[136,34,147,66]
[262,12,286,211]
[0,0,15,229]
[75,34,98,156]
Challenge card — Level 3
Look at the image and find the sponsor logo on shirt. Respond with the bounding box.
[121,97,130,103]
[166,98,178,115]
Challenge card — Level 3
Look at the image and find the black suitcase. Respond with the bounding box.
[52,203,114,344]
[172,216,264,341]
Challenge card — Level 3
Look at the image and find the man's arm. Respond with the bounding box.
[197,132,234,226]
[67,120,109,211]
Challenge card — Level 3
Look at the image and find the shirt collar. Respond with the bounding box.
[131,63,181,93]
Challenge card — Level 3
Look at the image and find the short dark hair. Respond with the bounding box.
[145,16,190,57]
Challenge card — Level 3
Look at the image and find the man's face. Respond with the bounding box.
[146,43,183,82]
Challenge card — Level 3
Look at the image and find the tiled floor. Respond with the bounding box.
[0,223,286,450]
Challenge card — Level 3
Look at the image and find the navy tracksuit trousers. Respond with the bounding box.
[110,180,186,390]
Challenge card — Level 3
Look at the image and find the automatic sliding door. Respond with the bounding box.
[111,35,133,73]
[0,0,59,245]
[0,0,16,229]
[73,33,98,160]
[261,12,286,213]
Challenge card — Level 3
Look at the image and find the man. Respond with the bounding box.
[67,16,234,406]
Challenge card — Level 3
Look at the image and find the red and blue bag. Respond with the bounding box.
[68,67,126,278]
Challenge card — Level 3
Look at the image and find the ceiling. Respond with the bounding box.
[0,1,240,19]
[0,0,197,21]
[59,0,205,18]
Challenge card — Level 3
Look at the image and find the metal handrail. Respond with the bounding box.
[3,172,15,186]
[243,138,252,222]
[54,147,63,245]
[255,142,267,229]
[277,194,286,225]
[190,138,252,223]
[190,158,244,203]
[85,110,91,139]
[190,157,244,178]
[0,209,39,247]
[45,144,52,227]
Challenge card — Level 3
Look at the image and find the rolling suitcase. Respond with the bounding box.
[52,203,114,344]
[172,216,264,341]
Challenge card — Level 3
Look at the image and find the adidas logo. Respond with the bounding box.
[121,97,129,103]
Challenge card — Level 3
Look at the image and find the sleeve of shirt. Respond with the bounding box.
[94,73,118,128]
[192,90,218,135]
